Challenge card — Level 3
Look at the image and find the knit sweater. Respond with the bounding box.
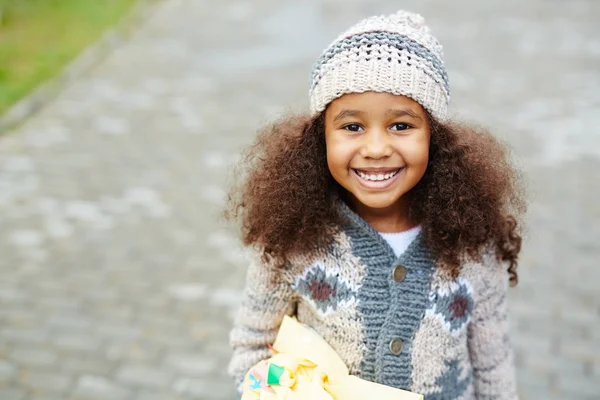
[228,202,518,400]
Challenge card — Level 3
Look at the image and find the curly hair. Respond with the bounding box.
[225,111,525,286]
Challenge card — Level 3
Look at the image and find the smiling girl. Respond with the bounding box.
[226,10,525,400]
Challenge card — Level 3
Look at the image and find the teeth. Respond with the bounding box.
[356,169,400,181]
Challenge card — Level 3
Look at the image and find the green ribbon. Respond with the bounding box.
[267,363,285,386]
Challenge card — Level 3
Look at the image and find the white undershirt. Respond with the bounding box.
[378,225,422,258]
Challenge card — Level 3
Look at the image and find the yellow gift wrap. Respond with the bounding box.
[242,316,423,400]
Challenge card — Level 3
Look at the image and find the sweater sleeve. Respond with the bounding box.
[227,253,296,393]
[468,255,518,400]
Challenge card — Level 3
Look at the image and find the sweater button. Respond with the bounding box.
[392,265,407,282]
[389,338,404,355]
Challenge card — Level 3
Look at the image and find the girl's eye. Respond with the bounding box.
[390,123,411,131]
[342,124,364,132]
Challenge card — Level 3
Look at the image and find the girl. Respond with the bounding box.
[226,10,525,400]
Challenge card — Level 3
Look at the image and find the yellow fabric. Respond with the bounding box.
[242,316,423,400]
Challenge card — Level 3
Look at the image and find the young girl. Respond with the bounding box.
[226,10,525,400]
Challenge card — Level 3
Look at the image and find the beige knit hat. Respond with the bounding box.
[309,10,450,120]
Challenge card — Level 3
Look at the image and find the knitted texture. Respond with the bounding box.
[341,201,435,387]
[309,10,450,120]
[228,203,518,399]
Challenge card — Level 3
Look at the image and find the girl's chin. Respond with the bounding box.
[351,193,404,211]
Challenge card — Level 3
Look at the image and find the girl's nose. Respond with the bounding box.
[360,129,393,159]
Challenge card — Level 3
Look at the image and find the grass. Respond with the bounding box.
[0,0,138,114]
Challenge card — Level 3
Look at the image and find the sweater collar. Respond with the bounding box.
[337,199,435,270]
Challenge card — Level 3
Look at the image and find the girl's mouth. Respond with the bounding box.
[351,168,404,189]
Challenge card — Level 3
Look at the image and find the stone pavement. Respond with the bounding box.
[0,0,598,399]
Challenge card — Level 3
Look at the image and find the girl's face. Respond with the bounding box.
[324,92,430,219]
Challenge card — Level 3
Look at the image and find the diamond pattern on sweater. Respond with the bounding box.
[427,359,472,400]
[293,263,356,314]
[426,278,474,335]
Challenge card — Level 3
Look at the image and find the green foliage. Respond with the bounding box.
[0,0,137,114]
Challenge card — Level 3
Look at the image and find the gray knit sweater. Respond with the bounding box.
[228,203,518,399]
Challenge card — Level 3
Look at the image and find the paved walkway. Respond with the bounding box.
[0,0,599,399]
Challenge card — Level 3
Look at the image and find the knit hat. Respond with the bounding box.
[309,10,450,120]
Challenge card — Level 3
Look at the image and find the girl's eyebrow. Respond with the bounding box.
[385,108,422,120]
[333,109,364,122]
[333,108,422,122]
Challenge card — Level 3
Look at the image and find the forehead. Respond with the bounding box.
[326,91,425,116]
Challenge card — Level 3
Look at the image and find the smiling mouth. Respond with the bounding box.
[353,168,402,182]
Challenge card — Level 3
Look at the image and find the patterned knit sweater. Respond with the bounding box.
[228,203,518,399]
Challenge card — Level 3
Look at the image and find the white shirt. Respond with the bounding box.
[378,225,422,258]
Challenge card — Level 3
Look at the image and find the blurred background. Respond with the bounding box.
[0,0,598,399]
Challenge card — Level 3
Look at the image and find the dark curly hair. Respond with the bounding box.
[225,111,525,286]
